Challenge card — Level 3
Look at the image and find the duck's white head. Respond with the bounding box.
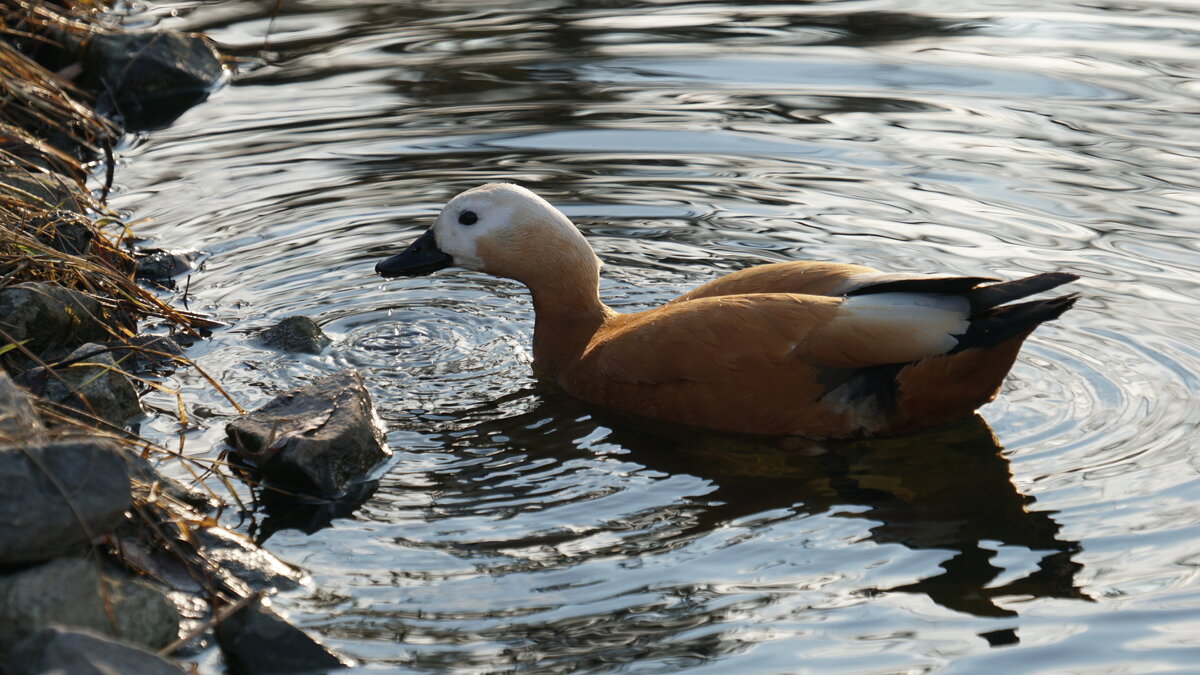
[376,183,601,287]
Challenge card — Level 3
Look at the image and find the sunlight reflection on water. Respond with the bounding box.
[111,0,1200,671]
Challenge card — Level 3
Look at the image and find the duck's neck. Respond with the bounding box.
[528,275,615,378]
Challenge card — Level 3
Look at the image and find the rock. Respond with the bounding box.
[0,169,86,213]
[23,209,95,256]
[40,343,142,426]
[7,626,188,675]
[0,370,47,444]
[0,438,130,565]
[258,316,332,355]
[79,29,224,130]
[226,370,390,494]
[0,282,110,356]
[193,526,304,593]
[124,453,218,513]
[215,597,346,675]
[136,249,198,282]
[112,334,186,375]
[0,556,180,655]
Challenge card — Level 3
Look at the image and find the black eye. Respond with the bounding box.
[458,210,478,226]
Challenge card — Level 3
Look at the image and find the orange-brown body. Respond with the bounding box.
[377,183,1077,438]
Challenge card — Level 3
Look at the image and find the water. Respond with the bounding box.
[110,1,1200,672]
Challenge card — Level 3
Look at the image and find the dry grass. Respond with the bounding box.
[1,0,260,642]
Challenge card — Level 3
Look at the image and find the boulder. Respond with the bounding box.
[7,626,188,675]
[215,597,346,675]
[0,438,130,565]
[0,282,110,357]
[40,342,142,426]
[0,370,47,444]
[79,29,224,130]
[0,556,179,655]
[226,370,390,494]
[257,316,332,355]
[0,169,86,213]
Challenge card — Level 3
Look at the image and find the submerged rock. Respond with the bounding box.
[78,29,224,130]
[39,342,143,426]
[0,438,130,565]
[0,371,47,444]
[258,315,332,355]
[226,370,390,494]
[0,556,179,655]
[215,597,346,675]
[193,526,305,593]
[0,282,111,357]
[7,626,188,675]
[136,248,199,282]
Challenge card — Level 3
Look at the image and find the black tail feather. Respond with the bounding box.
[951,294,1077,353]
[969,272,1079,313]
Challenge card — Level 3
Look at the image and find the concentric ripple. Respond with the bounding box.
[110,0,1200,672]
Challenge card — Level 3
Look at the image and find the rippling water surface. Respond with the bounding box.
[111,1,1200,672]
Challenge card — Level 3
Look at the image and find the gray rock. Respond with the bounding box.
[24,209,95,256]
[226,370,390,495]
[136,249,198,282]
[40,343,142,426]
[124,453,218,513]
[79,29,224,130]
[215,597,346,675]
[0,170,86,213]
[112,334,187,375]
[258,316,332,355]
[0,282,110,356]
[0,438,130,565]
[7,626,187,675]
[0,370,47,445]
[193,526,304,593]
[0,556,179,655]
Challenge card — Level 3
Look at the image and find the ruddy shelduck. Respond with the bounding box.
[376,183,1077,438]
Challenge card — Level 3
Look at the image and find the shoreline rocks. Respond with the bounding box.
[0,4,374,672]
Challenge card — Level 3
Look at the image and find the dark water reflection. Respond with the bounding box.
[111,0,1200,672]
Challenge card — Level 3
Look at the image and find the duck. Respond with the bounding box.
[376,183,1077,438]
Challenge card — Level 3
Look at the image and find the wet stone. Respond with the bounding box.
[0,370,47,445]
[0,169,86,213]
[0,556,180,655]
[39,342,143,426]
[136,249,199,282]
[23,209,95,256]
[113,334,187,375]
[0,438,130,565]
[226,370,390,495]
[125,453,219,513]
[80,29,224,130]
[0,282,110,358]
[193,525,304,593]
[6,626,188,675]
[215,597,346,675]
[258,315,332,355]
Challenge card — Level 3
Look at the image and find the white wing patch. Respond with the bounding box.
[836,292,970,361]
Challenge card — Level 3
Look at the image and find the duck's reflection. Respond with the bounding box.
[449,384,1087,621]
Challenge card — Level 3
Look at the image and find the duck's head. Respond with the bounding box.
[375,183,600,286]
